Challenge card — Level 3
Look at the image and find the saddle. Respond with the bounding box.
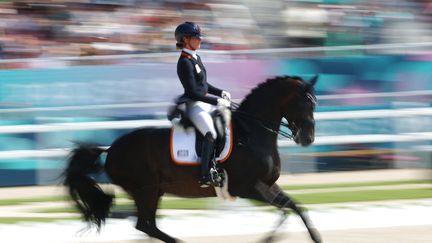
[167,104,232,165]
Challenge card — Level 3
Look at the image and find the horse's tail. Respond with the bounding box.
[63,143,113,230]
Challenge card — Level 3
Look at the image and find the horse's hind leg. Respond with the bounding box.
[131,188,177,243]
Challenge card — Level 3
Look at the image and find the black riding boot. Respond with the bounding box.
[199,132,215,188]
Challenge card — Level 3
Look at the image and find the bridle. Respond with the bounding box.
[230,101,295,139]
[229,92,316,140]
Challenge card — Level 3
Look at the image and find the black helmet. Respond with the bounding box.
[174,22,202,43]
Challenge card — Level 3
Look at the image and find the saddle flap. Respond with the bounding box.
[170,123,233,165]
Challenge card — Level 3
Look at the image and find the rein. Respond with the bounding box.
[230,102,294,139]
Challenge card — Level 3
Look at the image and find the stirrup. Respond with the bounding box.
[199,168,224,188]
[211,167,225,187]
[199,175,213,188]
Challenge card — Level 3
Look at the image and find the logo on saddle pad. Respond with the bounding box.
[170,124,233,165]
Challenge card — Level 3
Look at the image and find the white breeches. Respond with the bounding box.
[187,101,217,140]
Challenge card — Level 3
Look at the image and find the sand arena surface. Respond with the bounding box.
[1,199,431,243]
[1,169,431,242]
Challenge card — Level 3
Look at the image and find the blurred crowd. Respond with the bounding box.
[0,0,432,61]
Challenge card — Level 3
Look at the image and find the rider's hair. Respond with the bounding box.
[176,42,184,49]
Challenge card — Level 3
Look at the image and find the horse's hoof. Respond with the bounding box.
[169,238,183,243]
[261,235,276,243]
[170,239,186,243]
[313,236,323,243]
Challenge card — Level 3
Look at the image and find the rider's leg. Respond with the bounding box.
[199,132,215,187]
[187,102,217,187]
[187,102,217,139]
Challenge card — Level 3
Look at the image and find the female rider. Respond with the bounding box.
[174,22,231,187]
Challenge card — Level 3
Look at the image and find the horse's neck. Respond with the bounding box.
[235,99,282,147]
[240,99,282,132]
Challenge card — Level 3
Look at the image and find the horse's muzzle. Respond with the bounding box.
[300,136,314,146]
[294,129,314,146]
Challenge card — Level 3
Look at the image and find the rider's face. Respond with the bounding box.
[184,36,201,50]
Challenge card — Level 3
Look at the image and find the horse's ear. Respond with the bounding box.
[308,75,318,86]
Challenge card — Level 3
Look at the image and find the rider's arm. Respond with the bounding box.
[177,58,218,105]
[207,83,223,97]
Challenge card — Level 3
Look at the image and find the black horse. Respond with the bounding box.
[63,75,321,243]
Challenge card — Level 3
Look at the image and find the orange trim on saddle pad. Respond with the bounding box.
[170,123,233,166]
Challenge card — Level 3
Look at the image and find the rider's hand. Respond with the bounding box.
[221,90,231,102]
[217,98,231,108]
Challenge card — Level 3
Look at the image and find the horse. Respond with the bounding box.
[63,75,322,243]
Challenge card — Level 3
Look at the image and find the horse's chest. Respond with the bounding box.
[234,146,279,178]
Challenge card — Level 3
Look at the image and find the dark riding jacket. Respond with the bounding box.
[176,50,222,105]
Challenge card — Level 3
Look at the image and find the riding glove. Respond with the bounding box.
[217,98,231,108]
[221,90,231,102]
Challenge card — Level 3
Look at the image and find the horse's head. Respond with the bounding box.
[281,75,318,146]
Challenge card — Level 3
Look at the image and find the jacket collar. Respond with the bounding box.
[182,48,198,60]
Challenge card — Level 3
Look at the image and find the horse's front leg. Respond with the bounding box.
[255,181,322,243]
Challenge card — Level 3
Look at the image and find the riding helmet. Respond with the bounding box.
[174,22,202,44]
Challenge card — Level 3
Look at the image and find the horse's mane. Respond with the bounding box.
[237,76,305,112]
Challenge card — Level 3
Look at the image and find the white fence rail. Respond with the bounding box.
[0,133,431,159]
[0,120,170,134]
[0,107,430,134]
[0,107,430,159]
[315,107,432,120]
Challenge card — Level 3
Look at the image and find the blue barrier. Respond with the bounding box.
[0,55,430,186]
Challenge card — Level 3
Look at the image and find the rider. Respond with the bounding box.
[174,21,231,187]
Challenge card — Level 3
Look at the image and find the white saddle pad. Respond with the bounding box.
[170,124,233,165]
